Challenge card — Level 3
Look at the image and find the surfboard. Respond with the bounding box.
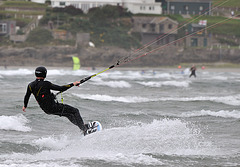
[84,121,102,136]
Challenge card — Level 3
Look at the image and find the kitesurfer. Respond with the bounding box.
[22,66,91,135]
[189,65,197,78]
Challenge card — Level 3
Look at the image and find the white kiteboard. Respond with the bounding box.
[84,121,102,136]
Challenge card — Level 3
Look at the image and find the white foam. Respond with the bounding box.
[181,110,240,119]
[73,93,150,103]
[0,160,79,167]
[157,94,240,106]
[32,134,71,150]
[91,79,131,88]
[138,80,190,88]
[0,119,217,166]
[210,76,228,80]
[0,69,32,76]
[53,119,216,156]
[73,93,240,106]
[0,114,31,132]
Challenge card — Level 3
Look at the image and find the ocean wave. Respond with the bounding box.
[48,69,93,76]
[73,119,216,156]
[32,135,71,150]
[161,95,240,106]
[0,68,94,77]
[72,93,240,106]
[0,68,186,82]
[0,69,32,76]
[91,79,131,88]
[181,110,240,119]
[138,80,190,88]
[0,114,31,132]
[72,93,150,103]
[212,76,228,80]
[0,119,218,166]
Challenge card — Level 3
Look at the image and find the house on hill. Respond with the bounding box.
[132,16,178,46]
[50,0,163,14]
[165,0,212,15]
[185,21,211,47]
[0,20,16,36]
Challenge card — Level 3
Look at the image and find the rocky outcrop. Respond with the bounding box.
[0,45,239,67]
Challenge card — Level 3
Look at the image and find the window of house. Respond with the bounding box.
[149,6,151,10]
[184,5,189,11]
[142,24,146,29]
[168,24,172,29]
[170,5,175,10]
[160,24,164,33]
[60,2,65,6]
[150,24,156,32]
[204,38,207,47]
[0,23,7,33]
[199,6,203,11]
[191,38,198,47]
[140,6,142,10]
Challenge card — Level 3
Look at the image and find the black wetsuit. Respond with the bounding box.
[23,79,87,132]
[189,67,196,78]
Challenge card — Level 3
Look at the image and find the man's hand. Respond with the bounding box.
[22,106,26,112]
[73,81,80,86]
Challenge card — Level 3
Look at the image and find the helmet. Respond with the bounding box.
[35,66,47,78]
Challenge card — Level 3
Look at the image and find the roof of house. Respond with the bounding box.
[133,16,178,25]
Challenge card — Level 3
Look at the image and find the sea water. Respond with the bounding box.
[0,67,240,167]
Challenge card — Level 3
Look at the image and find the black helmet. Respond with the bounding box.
[35,66,47,78]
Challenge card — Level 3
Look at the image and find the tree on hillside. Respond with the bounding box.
[52,5,83,16]
[88,5,132,26]
[26,28,53,45]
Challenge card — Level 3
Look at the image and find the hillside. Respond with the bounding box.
[1,1,240,48]
[213,0,240,8]
[0,1,240,67]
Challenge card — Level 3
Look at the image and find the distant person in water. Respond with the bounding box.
[189,65,197,78]
[22,66,93,135]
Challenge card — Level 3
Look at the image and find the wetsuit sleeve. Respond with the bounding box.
[49,82,74,92]
[24,84,32,108]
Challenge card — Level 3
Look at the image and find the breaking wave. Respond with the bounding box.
[0,114,31,132]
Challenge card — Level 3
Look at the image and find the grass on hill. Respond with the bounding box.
[169,15,240,37]
[213,0,240,8]
[1,1,47,8]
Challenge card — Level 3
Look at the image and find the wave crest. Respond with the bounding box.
[0,114,31,132]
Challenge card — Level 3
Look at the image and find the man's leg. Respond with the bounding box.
[54,103,88,132]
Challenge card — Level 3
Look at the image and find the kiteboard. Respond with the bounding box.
[84,121,102,136]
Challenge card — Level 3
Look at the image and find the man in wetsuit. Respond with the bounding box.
[189,65,197,78]
[23,66,91,135]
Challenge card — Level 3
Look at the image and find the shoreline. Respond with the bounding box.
[0,65,240,73]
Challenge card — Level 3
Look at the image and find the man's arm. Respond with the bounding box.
[23,85,32,112]
[50,81,80,92]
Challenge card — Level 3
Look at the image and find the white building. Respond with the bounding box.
[30,0,46,3]
[49,0,162,15]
